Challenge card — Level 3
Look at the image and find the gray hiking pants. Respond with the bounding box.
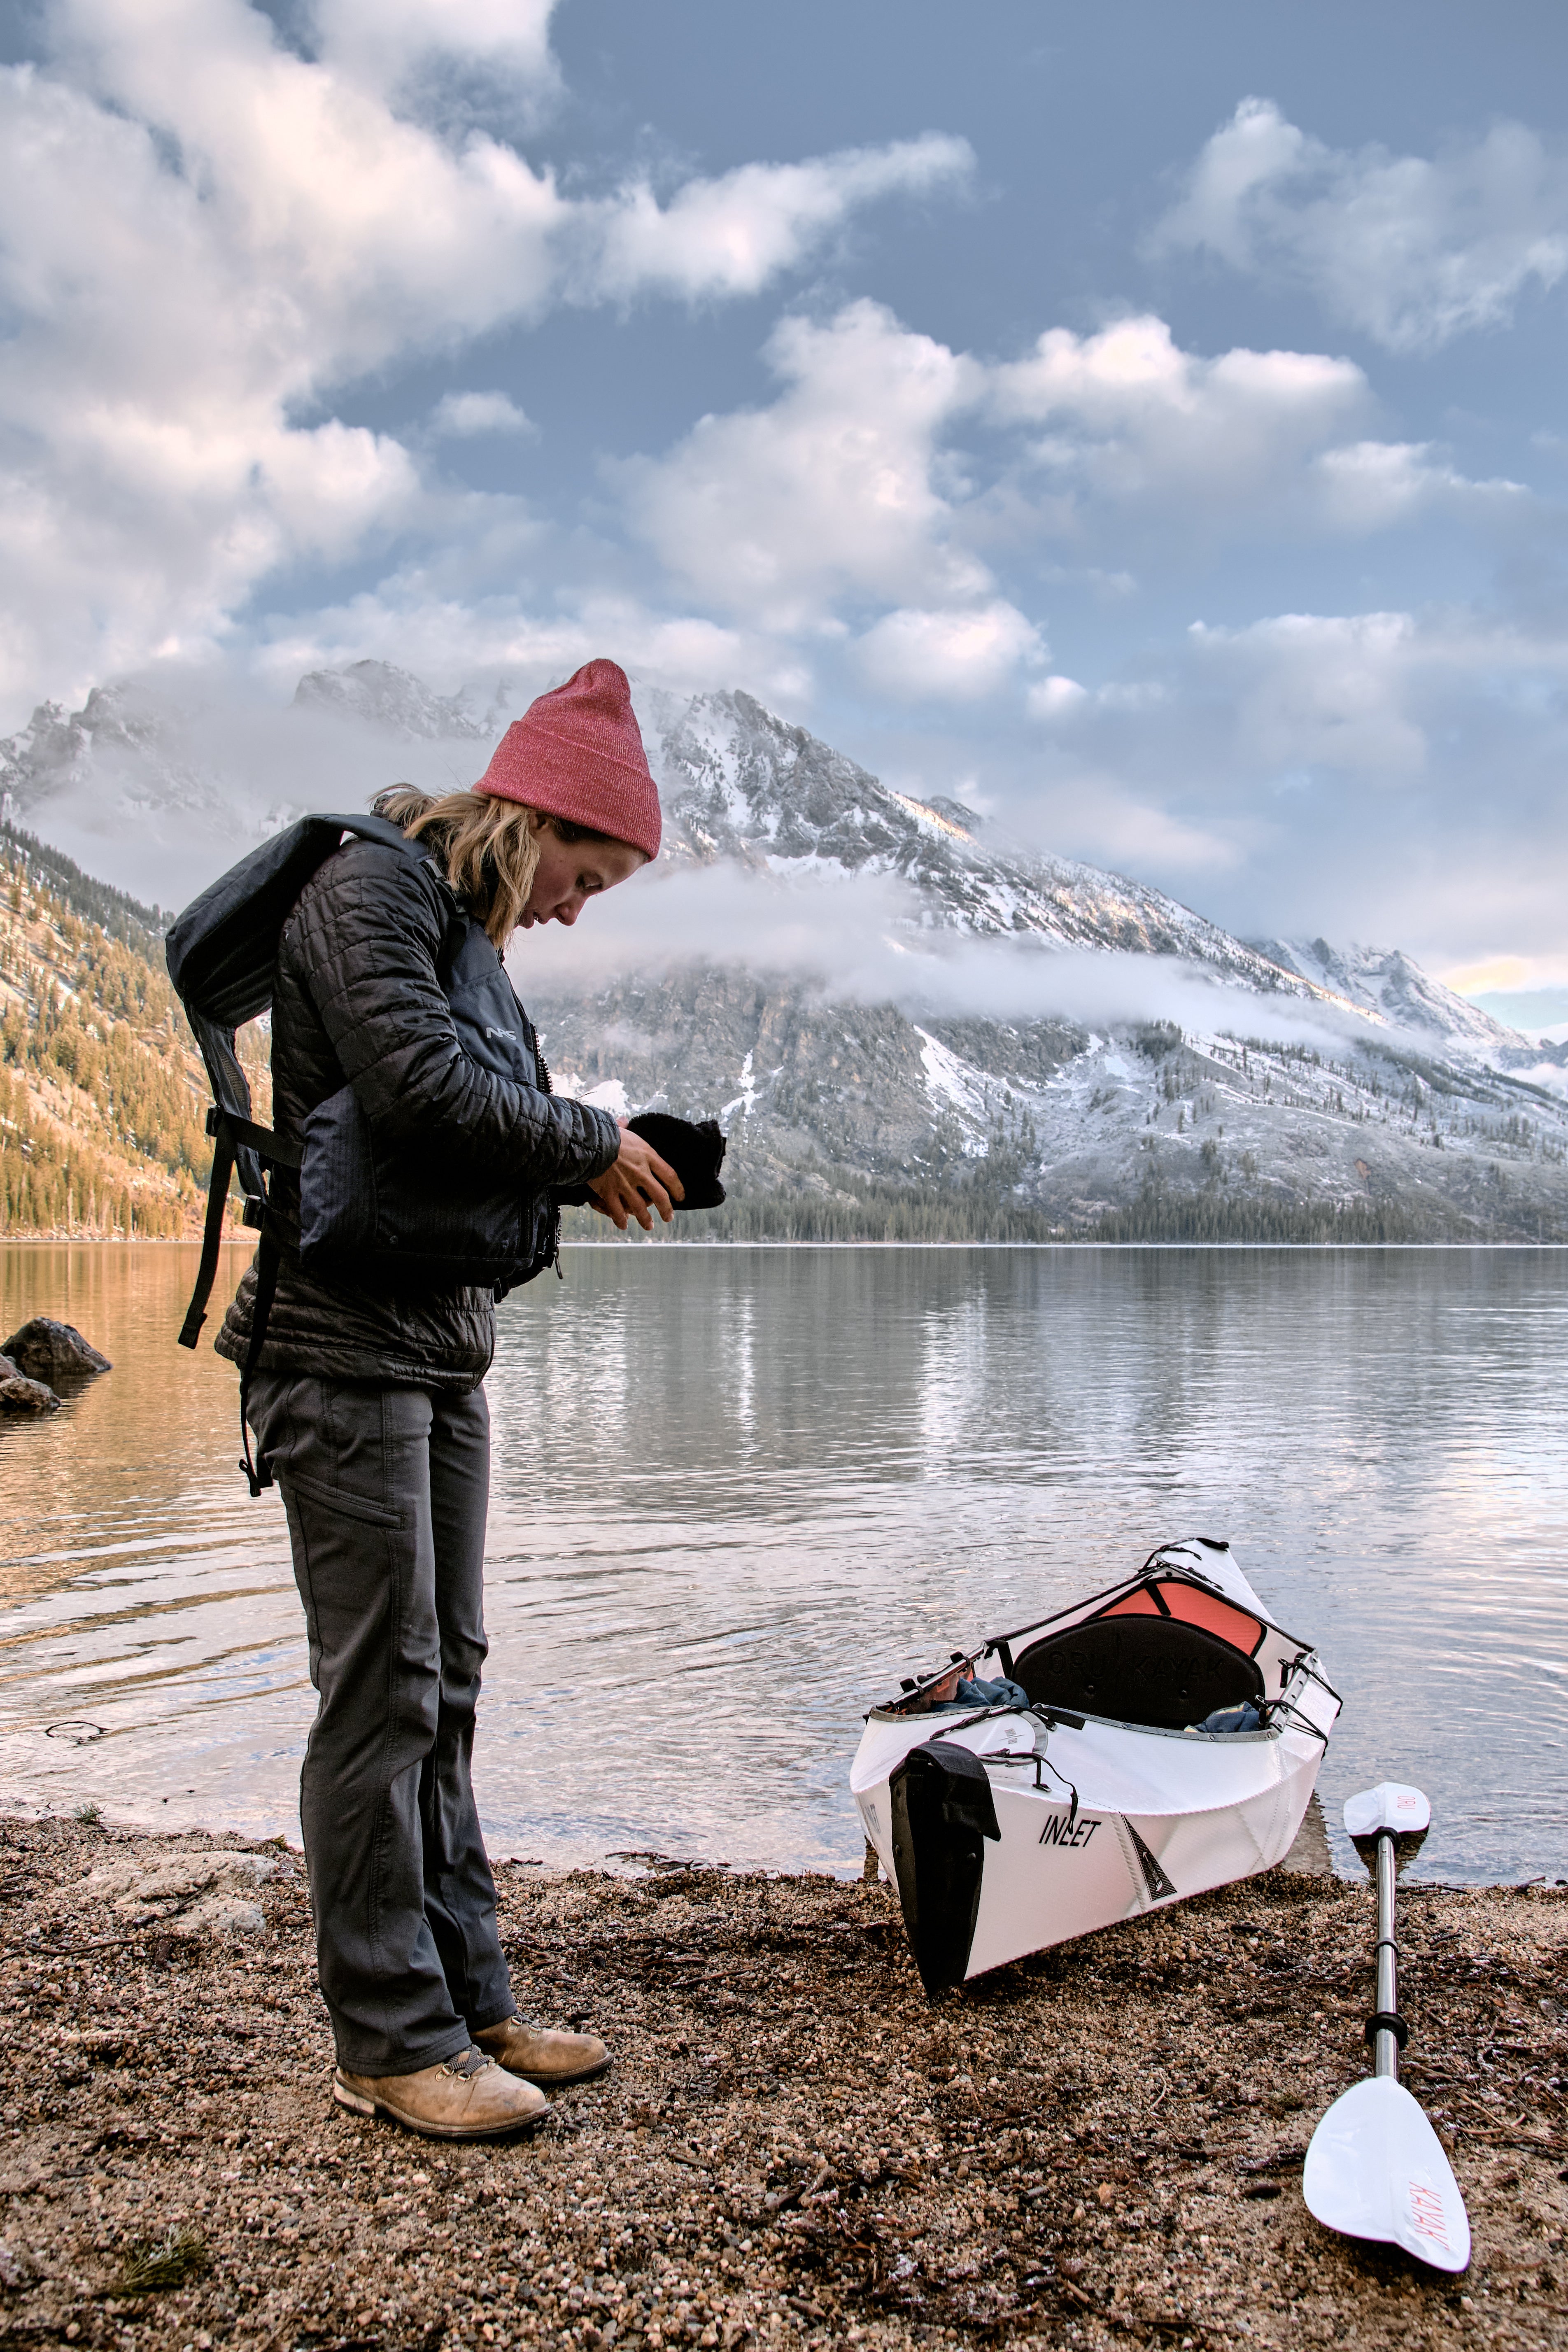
[245,1370,517,2076]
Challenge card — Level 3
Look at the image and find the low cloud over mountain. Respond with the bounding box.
[5,661,1564,1242]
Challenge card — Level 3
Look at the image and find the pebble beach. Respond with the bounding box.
[0,1815,1563,2352]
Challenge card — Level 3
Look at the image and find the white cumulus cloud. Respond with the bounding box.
[985,312,1510,537]
[0,1,974,715]
[1026,675,1088,719]
[1309,439,1523,531]
[620,300,988,629]
[589,136,973,304]
[431,391,536,438]
[855,602,1044,701]
[614,300,1516,689]
[1152,96,1568,352]
[992,312,1368,504]
[312,0,559,103]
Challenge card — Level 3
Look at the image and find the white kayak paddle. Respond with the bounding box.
[1302,1783,1471,2273]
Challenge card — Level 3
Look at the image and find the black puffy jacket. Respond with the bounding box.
[214,837,621,1389]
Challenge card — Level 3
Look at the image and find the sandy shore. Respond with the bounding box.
[0,1815,1562,2352]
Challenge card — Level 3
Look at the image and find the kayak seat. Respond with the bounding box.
[1011,1613,1265,1733]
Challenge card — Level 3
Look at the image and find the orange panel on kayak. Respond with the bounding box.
[1100,1580,1263,1653]
[1158,1581,1263,1655]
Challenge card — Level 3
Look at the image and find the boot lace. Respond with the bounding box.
[442,2048,493,2081]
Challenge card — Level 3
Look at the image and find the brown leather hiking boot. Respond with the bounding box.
[333,2046,550,2139]
[472,2016,612,2086]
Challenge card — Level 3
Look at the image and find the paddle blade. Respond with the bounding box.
[1304,2077,1470,2273]
[1343,1781,1431,1872]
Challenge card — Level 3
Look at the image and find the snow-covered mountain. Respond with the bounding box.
[291,659,497,739]
[530,686,1568,1240]
[1253,936,1523,1065]
[651,690,1323,995]
[4,661,1564,1239]
[0,666,501,910]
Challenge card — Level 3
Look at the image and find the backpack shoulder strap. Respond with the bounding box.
[171,814,435,1449]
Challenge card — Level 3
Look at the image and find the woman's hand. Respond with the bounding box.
[585,1122,685,1230]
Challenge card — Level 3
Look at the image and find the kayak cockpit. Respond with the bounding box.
[874,1541,1314,1738]
[1010,1579,1266,1732]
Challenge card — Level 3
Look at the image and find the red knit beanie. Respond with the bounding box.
[474,659,661,860]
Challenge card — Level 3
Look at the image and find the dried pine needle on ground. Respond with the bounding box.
[0,1815,1563,2351]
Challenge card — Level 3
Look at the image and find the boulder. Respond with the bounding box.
[0,1375,61,1415]
[0,1317,112,1381]
[80,1846,292,1942]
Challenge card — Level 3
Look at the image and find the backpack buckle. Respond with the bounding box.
[205,1104,222,1137]
[242,1195,266,1231]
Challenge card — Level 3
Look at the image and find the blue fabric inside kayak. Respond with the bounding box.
[1194,1700,1264,1734]
[924,1676,1262,1731]
[930,1675,1032,1711]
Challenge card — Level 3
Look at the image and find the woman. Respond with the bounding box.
[217,659,680,2141]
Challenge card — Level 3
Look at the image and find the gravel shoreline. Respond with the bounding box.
[0,1815,1562,2352]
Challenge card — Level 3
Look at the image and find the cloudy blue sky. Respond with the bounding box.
[2,0,1566,1009]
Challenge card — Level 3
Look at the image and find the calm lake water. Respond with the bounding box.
[0,1242,1563,1883]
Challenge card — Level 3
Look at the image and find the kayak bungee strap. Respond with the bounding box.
[1363,2008,1410,2050]
[1038,1752,1079,1834]
[1262,1696,1331,1745]
[987,1570,1164,1651]
[1291,1655,1346,1708]
[917,1700,1080,1738]
[988,1573,1315,1662]
[976,1741,1082,1832]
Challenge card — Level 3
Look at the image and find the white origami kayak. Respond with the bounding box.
[850,1539,1340,1994]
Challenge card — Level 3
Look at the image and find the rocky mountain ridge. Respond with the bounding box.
[0,665,495,912]
[648,690,1345,1005]
[1252,935,1529,1068]
[530,688,1568,1239]
[291,659,497,739]
[3,662,1565,1240]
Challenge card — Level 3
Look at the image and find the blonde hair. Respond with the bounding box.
[373,786,613,948]
[373,788,544,947]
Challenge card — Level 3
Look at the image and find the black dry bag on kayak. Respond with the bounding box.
[888,1738,1002,1998]
[166,812,562,1494]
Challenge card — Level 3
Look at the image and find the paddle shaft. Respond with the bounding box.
[1373,1829,1398,2081]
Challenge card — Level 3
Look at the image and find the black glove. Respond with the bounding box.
[626,1112,727,1210]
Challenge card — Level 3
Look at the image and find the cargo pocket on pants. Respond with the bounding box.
[282,1468,407,1529]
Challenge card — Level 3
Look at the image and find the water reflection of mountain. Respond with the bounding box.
[2,1243,1564,1882]
[492,1243,1563,1519]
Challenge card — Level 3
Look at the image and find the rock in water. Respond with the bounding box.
[0,1375,61,1415]
[0,1317,112,1380]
